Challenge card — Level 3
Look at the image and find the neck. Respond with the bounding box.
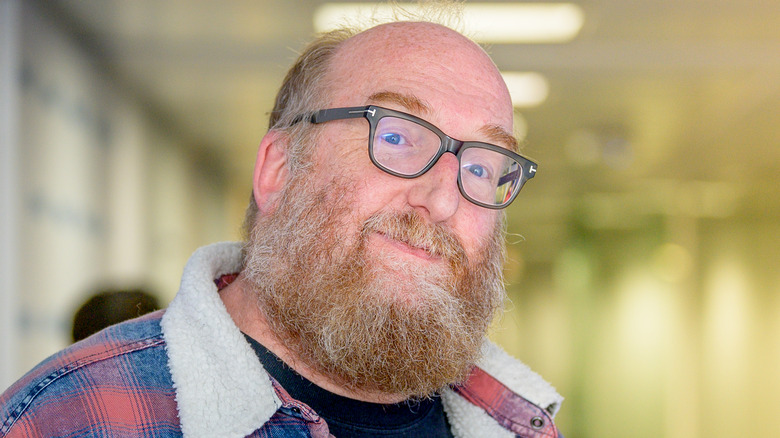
[219,274,408,404]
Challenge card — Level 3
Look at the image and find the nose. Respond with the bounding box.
[406,152,461,223]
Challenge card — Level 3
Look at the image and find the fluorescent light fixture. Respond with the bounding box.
[501,72,549,107]
[314,3,584,43]
[465,3,584,43]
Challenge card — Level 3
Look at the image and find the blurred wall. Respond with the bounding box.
[0,1,238,388]
[1,0,22,391]
[491,182,780,437]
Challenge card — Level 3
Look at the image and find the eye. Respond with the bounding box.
[379,132,407,146]
[463,163,491,180]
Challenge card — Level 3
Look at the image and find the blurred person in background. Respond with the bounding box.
[0,8,563,438]
[71,288,159,342]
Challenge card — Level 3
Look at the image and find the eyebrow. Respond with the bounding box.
[479,124,519,152]
[367,90,518,151]
[367,91,432,116]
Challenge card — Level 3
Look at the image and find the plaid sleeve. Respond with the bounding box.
[0,311,181,438]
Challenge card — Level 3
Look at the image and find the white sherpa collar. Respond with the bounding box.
[161,242,281,438]
[161,242,562,438]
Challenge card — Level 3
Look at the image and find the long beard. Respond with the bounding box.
[243,174,506,398]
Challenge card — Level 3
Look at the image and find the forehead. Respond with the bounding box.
[324,22,514,134]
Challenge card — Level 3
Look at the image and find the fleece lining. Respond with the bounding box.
[161,242,562,438]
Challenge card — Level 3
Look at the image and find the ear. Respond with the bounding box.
[253,130,290,214]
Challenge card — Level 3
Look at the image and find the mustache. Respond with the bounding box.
[361,210,467,265]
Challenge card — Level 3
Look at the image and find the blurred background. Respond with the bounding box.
[1,0,778,436]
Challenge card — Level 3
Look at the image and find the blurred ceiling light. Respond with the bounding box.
[501,72,549,107]
[314,3,585,43]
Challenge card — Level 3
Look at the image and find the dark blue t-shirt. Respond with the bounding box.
[244,334,455,437]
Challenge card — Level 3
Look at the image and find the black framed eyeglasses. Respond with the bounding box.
[296,105,537,209]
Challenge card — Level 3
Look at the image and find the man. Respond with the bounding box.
[0,19,562,438]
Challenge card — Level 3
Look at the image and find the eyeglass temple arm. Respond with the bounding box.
[309,106,372,124]
[496,163,537,187]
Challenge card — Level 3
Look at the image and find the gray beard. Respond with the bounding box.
[242,174,506,398]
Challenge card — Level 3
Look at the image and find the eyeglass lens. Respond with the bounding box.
[372,116,524,207]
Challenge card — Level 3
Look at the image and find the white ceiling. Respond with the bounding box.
[47,0,780,260]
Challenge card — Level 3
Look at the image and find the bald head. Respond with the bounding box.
[324,22,514,132]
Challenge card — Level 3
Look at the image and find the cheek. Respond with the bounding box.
[315,150,410,216]
[345,173,408,224]
[312,126,375,182]
[451,208,501,256]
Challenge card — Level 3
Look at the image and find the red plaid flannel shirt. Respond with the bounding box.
[1,284,559,437]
